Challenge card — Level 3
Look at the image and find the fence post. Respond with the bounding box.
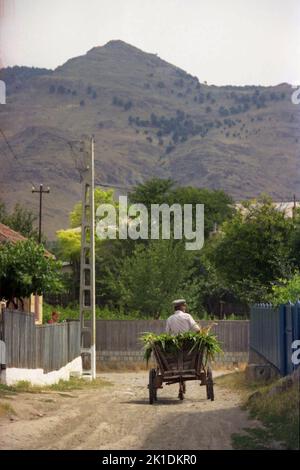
[279,304,286,376]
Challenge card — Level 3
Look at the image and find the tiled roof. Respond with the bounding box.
[0,223,53,257]
[0,223,27,243]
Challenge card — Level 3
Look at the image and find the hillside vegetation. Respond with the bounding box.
[0,40,299,237]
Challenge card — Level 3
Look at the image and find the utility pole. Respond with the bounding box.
[292,194,297,221]
[79,136,96,380]
[32,184,50,243]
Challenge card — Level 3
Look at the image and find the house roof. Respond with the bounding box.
[0,223,54,258]
[235,201,299,219]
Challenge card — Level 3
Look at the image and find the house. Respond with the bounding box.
[0,222,53,324]
[235,201,299,218]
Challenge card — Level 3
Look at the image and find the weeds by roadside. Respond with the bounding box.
[0,376,112,396]
[0,402,16,418]
[215,371,300,450]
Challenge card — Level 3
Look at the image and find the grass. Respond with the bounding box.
[0,376,112,396]
[0,401,16,418]
[216,371,300,450]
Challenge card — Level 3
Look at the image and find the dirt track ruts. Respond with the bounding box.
[0,371,260,450]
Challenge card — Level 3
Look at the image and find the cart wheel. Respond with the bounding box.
[206,367,214,401]
[178,381,185,400]
[148,368,157,404]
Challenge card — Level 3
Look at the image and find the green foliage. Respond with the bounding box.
[0,200,39,240]
[140,330,222,365]
[0,65,49,92]
[129,110,213,143]
[183,254,237,316]
[219,371,299,450]
[56,228,81,260]
[268,272,300,305]
[289,208,300,268]
[129,178,175,208]
[210,196,294,302]
[56,187,116,262]
[53,179,298,317]
[0,240,63,307]
[69,187,116,228]
[43,302,141,323]
[129,179,234,237]
[117,240,193,318]
[112,96,132,111]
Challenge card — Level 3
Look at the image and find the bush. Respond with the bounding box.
[268,272,300,305]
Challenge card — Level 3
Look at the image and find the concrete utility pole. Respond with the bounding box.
[32,184,50,243]
[293,194,297,221]
[79,136,96,380]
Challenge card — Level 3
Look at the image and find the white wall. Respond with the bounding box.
[0,356,82,386]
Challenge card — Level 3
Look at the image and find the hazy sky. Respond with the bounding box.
[1,0,300,85]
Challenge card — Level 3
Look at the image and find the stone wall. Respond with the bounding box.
[97,350,249,368]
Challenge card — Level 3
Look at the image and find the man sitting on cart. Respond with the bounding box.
[166,299,200,398]
[166,299,200,335]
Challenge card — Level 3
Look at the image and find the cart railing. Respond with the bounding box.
[152,340,204,375]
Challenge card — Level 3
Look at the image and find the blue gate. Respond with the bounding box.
[250,302,300,376]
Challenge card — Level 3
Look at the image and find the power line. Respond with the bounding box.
[0,128,18,162]
[0,127,136,191]
[95,180,135,191]
[0,127,36,187]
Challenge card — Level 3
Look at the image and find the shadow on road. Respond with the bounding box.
[138,406,254,450]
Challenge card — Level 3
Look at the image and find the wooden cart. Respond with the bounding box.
[148,340,214,404]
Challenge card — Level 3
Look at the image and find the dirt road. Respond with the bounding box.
[0,371,260,450]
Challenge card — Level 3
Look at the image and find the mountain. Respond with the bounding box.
[0,40,299,238]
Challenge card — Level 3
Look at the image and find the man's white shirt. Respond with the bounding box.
[166,310,200,335]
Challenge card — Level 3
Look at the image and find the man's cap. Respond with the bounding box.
[172,299,186,307]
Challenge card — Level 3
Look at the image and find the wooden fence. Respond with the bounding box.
[3,310,80,372]
[2,311,249,372]
[93,319,249,352]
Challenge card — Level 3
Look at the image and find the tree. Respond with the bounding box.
[69,188,115,228]
[129,178,175,208]
[0,240,62,309]
[289,208,300,269]
[129,179,234,239]
[170,186,234,237]
[0,200,39,240]
[117,240,192,318]
[268,271,300,305]
[183,254,238,317]
[210,197,294,301]
[56,188,119,304]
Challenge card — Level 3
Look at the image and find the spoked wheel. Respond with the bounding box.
[148,368,157,404]
[178,381,185,400]
[206,367,214,401]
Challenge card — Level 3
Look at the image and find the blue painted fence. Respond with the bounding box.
[250,302,300,376]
